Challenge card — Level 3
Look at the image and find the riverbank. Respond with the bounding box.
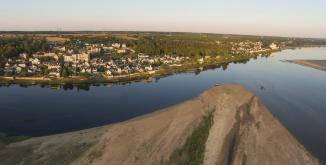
[286,60,326,72]
[0,84,319,165]
[0,52,273,86]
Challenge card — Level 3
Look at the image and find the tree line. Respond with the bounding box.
[0,37,49,66]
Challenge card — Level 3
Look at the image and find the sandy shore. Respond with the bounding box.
[287,60,326,72]
[0,84,320,165]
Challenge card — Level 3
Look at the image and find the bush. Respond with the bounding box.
[168,112,214,165]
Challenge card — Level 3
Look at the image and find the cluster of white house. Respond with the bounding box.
[230,41,280,54]
[1,43,185,78]
[1,41,281,78]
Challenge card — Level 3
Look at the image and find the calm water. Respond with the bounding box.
[0,48,326,160]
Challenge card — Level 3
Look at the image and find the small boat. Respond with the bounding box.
[215,83,221,86]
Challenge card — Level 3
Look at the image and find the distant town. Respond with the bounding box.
[4,42,184,78]
[3,41,279,77]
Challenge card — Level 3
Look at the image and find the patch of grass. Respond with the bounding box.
[168,112,214,165]
[0,140,94,165]
[0,133,29,145]
[37,142,93,165]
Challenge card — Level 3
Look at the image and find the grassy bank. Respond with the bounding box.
[0,133,29,150]
[168,112,214,165]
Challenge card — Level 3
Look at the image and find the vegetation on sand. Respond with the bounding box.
[168,111,214,165]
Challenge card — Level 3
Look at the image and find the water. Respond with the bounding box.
[0,47,325,161]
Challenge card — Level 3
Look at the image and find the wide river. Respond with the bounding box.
[0,48,326,160]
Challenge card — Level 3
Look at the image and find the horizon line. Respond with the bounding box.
[0,30,325,40]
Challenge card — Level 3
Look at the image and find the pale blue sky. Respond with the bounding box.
[1,0,325,38]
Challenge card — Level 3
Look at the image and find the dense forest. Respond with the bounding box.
[134,36,232,57]
[133,33,326,57]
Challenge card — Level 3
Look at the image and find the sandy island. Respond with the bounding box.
[0,84,320,165]
[287,60,326,72]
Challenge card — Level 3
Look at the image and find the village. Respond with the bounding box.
[1,40,279,79]
[230,41,279,54]
[1,42,188,79]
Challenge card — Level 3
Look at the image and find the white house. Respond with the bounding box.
[30,58,41,65]
[138,53,149,59]
[64,53,90,63]
[16,67,22,73]
[117,49,126,54]
[197,58,204,64]
[18,63,26,68]
[270,43,279,50]
[145,65,153,71]
[49,72,60,78]
[112,43,121,48]
[106,70,112,76]
[19,53,28,59]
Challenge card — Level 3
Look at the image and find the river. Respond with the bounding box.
[0,47,325,160]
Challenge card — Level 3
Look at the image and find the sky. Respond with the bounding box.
[0,0,326,38]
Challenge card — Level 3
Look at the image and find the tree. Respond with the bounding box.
[19,68,29,77]
[40,66,49,76]
[61,67,71,77]
[58,55,64,63]
[97,66,105,72]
